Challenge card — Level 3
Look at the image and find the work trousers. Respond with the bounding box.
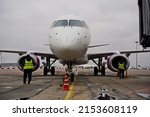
[119,69,124,79]
[23,69,32,84]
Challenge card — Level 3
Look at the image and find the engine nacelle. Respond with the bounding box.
[107,54,130,72]
[17,54,40,71]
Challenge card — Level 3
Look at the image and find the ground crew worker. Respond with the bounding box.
[22,54,35,84]
[75,69,78,76]
[118,60,126,79]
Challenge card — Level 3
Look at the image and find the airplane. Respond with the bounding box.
[0,14,150,79]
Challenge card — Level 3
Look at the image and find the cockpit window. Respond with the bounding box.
[82,21,89,29]
[52,20,87,28]
[69,20,83,27]
[54,20,68,27]
[51,21,56,28]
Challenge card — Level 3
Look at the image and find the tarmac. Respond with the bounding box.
[0,68,150,100]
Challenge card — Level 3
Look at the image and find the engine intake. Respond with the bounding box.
[107,54,130,72]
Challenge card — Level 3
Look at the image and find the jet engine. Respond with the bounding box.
[107,54,130,72]
[17,54,40,71]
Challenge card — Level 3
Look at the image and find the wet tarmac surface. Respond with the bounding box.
[0,68,150,100]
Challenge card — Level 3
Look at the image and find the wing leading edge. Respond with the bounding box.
[0,49,57,59]
[87,49,150,60]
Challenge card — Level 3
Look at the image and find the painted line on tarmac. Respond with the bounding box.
[126,87,150,95]
[64,82,75,100]
[64,79,76,100]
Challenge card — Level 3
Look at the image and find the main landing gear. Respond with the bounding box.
[43,57,57,76]
[92,57,105,76]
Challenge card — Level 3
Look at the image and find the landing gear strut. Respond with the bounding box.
[66,62,75,83]
[43,57,56,76]
[92,57,105,76]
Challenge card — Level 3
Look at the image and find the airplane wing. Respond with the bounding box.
[88,44,109,48]
[87,49,150,60]
[1,49,150,60]
[0,50,58,59]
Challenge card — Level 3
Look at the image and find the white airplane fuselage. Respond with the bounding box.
[49,15,91,65]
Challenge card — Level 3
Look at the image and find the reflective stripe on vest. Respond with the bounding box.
[118,63,125,70]
[23,59,34,70]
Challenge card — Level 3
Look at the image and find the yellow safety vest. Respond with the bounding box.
[118,62,125,70]
[23,59,34,70]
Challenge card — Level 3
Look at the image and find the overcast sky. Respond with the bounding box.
[0,0,150,67]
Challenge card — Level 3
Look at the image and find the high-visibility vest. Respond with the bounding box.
[118,62,125,70]
[23,59,34,70]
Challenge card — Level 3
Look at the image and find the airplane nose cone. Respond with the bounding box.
[60,37,82,60]
[49,28,89,60]
[65,36,80,47]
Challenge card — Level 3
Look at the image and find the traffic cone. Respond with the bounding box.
[63,74,69,91]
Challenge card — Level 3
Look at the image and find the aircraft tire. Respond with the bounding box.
[94,67,98,76]
[51,66,55,76]
[102,66,105,76]
[44,67,48,76]
[70,73,75,83]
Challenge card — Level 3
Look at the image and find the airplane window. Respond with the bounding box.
[69,20,83,27]
[51,21,56,28]
[54,20,68,27]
